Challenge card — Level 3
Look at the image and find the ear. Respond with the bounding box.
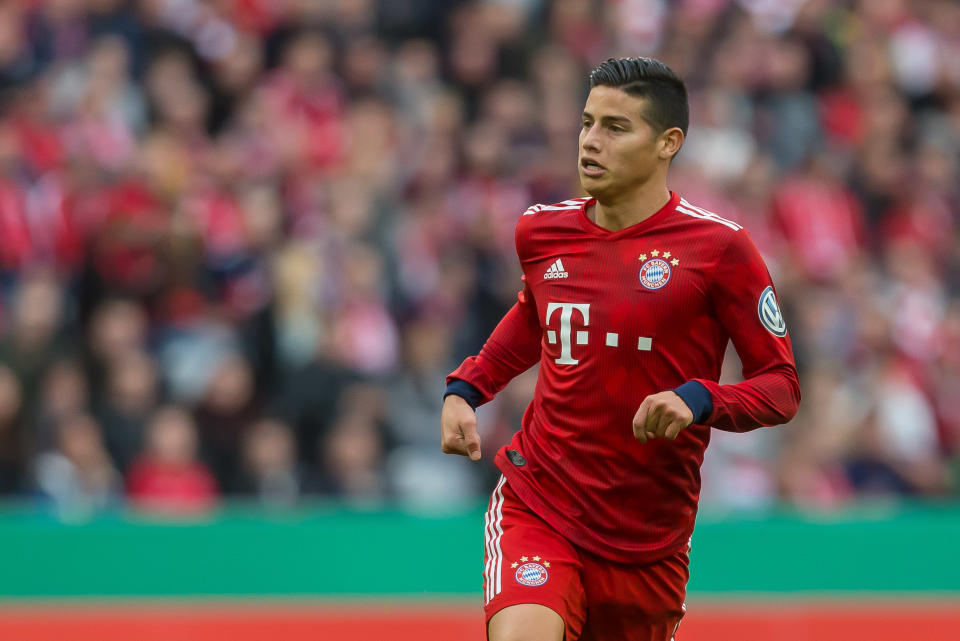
[659,127,685,161]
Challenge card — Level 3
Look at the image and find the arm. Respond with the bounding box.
[441,277,542,459]
[687,230,801,432]
[445,277,542,407]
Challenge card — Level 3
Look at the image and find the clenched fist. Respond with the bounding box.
[441,395,482,460]
[632,391,694,443]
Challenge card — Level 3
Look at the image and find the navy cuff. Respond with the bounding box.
[672,380,713,424]
[444,379,483,410]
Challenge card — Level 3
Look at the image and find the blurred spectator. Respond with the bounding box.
[776,363,862,509]
[771,153,867,283]
[194,353,258,489]
[758,35,823,171]
[0,272,69,418]
[845,356,951,496]
[156,311,240,404]
[127,406,218,515]
[260,26,345,172]
[35,358,90,452]
[327,242,399,375]
[86,298,148,364]
[35,413,121,519]
[237,417,302,507]
[386,313,483,505]
[0,365,26,494]
[96,349,159,473]
[0,2,43,91]
[51,35,145,171]
[387,314,455,447]
[313,385,390,503]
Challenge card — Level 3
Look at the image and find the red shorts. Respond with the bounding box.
[483,476,689,641]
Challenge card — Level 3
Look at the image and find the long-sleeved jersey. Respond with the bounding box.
[448,191,800,564]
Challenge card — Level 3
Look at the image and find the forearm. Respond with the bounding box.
[447,301,541,407]
[691,363,801,432]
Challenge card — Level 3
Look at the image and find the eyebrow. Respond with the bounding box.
[581,111,634,126]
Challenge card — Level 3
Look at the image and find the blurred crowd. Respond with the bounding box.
[0,0,958,518]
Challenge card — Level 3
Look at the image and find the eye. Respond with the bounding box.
[609,125,625,133]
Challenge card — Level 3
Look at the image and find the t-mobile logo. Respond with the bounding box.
[545,302,590,364]
[545,301,654,365]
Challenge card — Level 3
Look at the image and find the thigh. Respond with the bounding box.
[579,546,689,641]
[483,476,588,641]
[488,604,564,641]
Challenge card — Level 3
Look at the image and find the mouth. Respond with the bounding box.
[580,157,605,177]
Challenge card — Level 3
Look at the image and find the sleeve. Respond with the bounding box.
[688,231,801,432]
[445,276,542,407]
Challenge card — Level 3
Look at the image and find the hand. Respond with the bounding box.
[632,391,694,443]
[441,395,482,460]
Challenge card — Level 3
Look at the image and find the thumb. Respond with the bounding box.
[633,397,651,442]
[462,423,482,461]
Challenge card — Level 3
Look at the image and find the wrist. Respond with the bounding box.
[672,380,712,424]
[444,379,483,410]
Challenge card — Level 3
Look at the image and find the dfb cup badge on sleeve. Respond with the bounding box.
[758,286,787,337]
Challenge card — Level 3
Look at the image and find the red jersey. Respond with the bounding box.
[127,459,218,515]
[449,191,800,564]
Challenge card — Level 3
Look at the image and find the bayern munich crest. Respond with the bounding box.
[639,258,670,289]
[511,555,551,586]
[515,562,549,586]
[638,249,678,290]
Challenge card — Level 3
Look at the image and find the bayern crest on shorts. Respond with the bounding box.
[639,258,671,289]
[515,562,549,586]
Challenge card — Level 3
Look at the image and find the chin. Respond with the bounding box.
[578,175,607,199]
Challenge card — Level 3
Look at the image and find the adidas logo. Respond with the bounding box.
[543,259,569,279]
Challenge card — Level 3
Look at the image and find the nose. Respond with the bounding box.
[581,124,601,154]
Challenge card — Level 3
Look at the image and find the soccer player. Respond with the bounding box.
[440,57,800,641]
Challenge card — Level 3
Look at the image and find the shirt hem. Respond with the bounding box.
[494,449,693,566]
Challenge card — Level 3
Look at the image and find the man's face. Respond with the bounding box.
[578,86,665,199]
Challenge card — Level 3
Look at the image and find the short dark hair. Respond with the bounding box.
[588,57,688,136]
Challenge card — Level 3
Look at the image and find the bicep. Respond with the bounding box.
[711,234,794,377]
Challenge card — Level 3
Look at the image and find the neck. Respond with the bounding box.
[589,179,672,232]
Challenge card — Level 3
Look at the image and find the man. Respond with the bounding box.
[440,57,800,641]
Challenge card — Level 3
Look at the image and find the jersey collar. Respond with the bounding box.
[578,191,680,238]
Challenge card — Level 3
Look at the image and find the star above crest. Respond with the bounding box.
[639,249,678,266]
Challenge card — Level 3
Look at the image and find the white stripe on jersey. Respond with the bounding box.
[678,199,742,230]
[523,205,580,215]
[680,199,742,228]
[522,198,589,215]
[676,204,742,231]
